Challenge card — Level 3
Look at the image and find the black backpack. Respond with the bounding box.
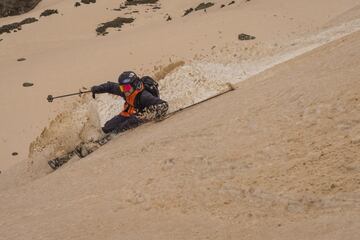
[140,76,159,97]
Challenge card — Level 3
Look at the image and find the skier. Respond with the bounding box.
[48,71,168,170]
[91,71,169,134]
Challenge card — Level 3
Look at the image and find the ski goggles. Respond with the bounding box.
[119,84,133,92]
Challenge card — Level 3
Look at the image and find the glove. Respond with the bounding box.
[91,86,101,99]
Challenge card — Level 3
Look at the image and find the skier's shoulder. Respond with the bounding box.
[139,88,155,99]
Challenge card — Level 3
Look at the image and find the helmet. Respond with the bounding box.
[118,71,140,87]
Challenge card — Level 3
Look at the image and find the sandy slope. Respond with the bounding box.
[0,0,360,171]
[1,22,360,240]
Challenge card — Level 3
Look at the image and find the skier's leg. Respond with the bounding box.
[102,115,142,134]
[114,115,143,133]
[138,102,169,121]
[102,115,127,134]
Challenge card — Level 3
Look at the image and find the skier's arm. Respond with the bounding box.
[91,82,122,97]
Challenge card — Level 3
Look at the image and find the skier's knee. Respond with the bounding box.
[102,122,114,134]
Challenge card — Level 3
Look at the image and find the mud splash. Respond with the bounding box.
[29,94,122,159]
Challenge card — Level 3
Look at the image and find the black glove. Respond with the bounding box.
[91,86,101,99]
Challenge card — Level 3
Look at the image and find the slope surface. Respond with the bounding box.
[1,0,360,170]
[1,29,359,240]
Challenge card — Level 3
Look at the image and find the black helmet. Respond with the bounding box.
[118,71,139,86]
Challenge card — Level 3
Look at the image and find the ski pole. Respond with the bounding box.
[47,90,92,102]
[168,83,235,116]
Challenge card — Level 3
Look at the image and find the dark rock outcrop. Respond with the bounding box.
[96,17,134,35]
[81,0,96,4]
[0,0,41,18]
[238,33,256,40]
[23,82,34,87]
[183,8,193,16]
[183,2,214,16]
[194,2,214,11]
[40,9,58,17]
[125,0,158,5]
[0,17,38,35]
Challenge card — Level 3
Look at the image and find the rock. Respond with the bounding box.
[40,9,58,17]
[0,17,38,35]
[0,38,2,41]
[220,4,225,8]
[183,2,214,16]
[195,2,214,11]
[17,58,26,61]
[74,2,81,7]
[80,146,89,157]
[238,33,256,40]
[183,8,193,16]
[0,0,41,18]
[228,1,235,5]
[22,82,34,87]
[125,0,158,6]
[166,15,172,21]
[96,17,134,35]
[81,0,96,4]
[12,152,18,156]
[20,17,38,25]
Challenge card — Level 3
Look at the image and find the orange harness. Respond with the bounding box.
[119,84,144,117]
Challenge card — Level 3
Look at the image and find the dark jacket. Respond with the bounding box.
[92,81,167,112]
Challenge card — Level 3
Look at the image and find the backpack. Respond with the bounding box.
[140,76,160,97]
